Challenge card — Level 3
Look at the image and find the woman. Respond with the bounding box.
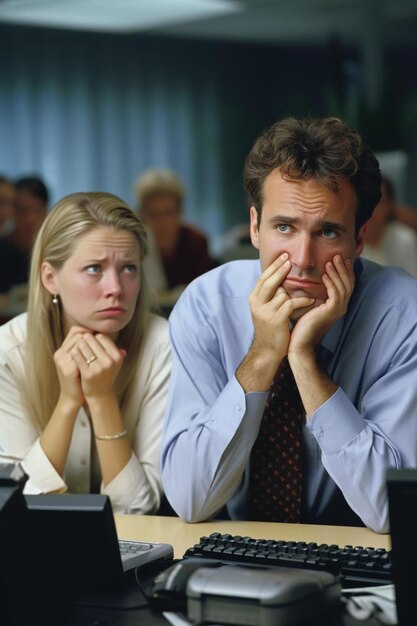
[0,192,171,514]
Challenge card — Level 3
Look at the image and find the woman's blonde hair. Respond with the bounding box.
[22,191,150,431]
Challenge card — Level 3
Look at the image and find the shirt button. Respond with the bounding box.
[236,405,242,413]
[81,422,87,428]
[81,459,87,466]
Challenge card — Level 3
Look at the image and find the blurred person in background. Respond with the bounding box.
[392,188,417,233]
[0,192,171,514]
[0,176,49,294]
[219,198,259,264]
[135,169,215,309]
[0,176,16,236]
[363,175,417,277]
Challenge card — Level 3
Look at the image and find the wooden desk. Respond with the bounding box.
[115,515,391,559]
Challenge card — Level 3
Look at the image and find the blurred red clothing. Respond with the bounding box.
[162,224,215,289]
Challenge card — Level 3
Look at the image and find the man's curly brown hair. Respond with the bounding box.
[243,117,381,236]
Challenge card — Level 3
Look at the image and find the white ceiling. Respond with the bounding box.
[0,0,416,44]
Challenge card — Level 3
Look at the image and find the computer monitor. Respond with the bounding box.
[387,468,417,626]
[1,488,172,621]
[25,494,127,592]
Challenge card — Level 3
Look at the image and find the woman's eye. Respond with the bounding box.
[124,264,137,274]
[86,264,101,274]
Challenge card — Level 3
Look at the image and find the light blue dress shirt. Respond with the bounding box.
[162,258,417,532]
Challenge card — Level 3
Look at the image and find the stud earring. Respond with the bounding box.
[52,294,59,304]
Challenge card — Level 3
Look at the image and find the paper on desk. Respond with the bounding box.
[344,584,395,599]
[343,585,397,625]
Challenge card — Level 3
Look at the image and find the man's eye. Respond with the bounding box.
[277,224,290,233]
[322,229,337,239]
[86,265,101,273]
[124,264,137,274]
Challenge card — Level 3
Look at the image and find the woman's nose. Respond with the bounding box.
[104,270,123,296]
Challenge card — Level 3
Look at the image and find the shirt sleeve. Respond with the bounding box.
[162,303,268,523]
[0,348,68,494]
[103,319,172,514]
[22,439,67,494]
[308,331,417,533]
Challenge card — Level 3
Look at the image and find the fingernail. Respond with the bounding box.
[280,252,288,260]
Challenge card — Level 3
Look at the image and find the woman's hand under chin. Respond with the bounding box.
[69,331,126,405]
[54,325,92,410]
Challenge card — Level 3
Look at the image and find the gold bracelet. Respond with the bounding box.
[95,429,127,441]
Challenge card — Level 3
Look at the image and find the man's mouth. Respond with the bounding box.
[284,277,321,288]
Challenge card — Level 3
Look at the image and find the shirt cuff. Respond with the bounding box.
[307,386,366,455]
[21,438,67,494]
[200,375,269,445]
[102,453,159,514]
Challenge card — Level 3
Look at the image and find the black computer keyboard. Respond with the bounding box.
[183,532,393,588]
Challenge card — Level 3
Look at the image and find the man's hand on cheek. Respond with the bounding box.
[288,255,354,355]
[237,253,315,392]
[322,254,355,319]
[250,253,314,358]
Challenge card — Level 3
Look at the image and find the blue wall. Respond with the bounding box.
[1,24,416,240]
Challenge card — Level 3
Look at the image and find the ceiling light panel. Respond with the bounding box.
[0,0,241,33]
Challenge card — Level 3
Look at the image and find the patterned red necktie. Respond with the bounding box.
[248,357,305,522]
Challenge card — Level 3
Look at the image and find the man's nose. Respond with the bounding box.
[291,236,316,270]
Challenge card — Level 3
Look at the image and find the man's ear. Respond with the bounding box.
[41,262,58,295]
[250,206,260,250]
[355,222,368,257]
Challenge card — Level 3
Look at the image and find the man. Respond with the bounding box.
[0,176,15,236]
[135,169,214,306]
[0,176,48,293]
[162,117,417,533]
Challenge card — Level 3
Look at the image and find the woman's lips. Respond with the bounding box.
[96,307,126,316]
